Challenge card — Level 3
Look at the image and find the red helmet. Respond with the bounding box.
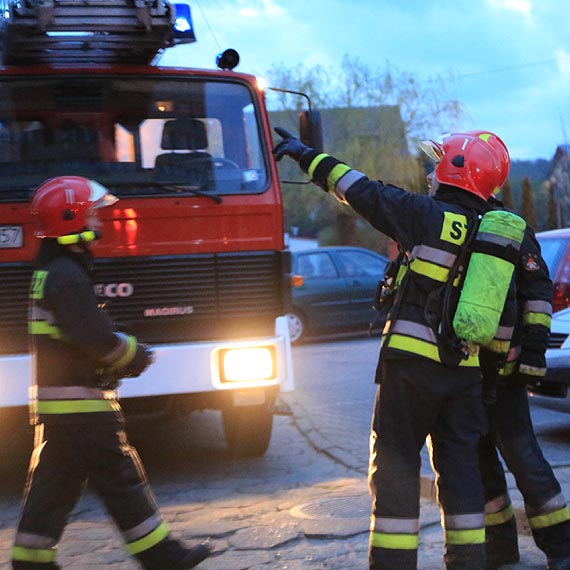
[421,131,510,199]
[463,130,510,191]
[31,176,118,239]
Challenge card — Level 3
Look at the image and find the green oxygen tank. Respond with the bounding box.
[453,210,526,346]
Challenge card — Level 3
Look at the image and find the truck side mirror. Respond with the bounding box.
[299,110,323,153]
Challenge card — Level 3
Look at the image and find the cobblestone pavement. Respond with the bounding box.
[0,404,564,569]
[0,344,567,569]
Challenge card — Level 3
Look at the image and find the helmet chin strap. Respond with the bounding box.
[56,230,101,245]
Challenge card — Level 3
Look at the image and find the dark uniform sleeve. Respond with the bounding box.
[47,263,150,377]
[515,227,553,382]
[299,149,431,250]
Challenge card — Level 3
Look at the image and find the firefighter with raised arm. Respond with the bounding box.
[12,177,211,570]
[273,128,514,570]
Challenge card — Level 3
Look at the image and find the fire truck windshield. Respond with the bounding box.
[0,75,269,201]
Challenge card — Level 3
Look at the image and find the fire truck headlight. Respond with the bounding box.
[220,347,275,382]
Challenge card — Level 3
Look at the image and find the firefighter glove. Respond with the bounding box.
[272,127,311,162]
[123,344,154,378]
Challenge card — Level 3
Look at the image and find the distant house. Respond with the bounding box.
[269,105,408,156]
[319,106,409,156]
[548,144,570,227]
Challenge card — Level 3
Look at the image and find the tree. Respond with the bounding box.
[546,180,559,230]
[267,57,465,245]
[499,180,513,210]
[520,177,538,229]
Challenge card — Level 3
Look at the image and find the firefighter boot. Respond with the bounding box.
[547,556,570,570]
[445,543,486,570]
[486,518,520,570]
[135,537,212,569]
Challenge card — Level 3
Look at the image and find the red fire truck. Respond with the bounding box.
[0,0,313,456]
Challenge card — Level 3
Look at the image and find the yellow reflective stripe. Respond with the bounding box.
[499,361,517,376]
[57,230,98,245]
[445,528,485,545]
[484,339,511,354]
[111,334,137,370]
[307,153,329,179]
[370,531,418,550]
[12,545,56,563]
[485,504,514,526]
[523,313,552,328]
[37,399,119,414]
[388,333,439,359]
[528,506,570,530]
[410,258,449,282]
[388,334,479,367]
[327,163,351,193]
[28,321,62,339]
[30,270,48,300]
[395,264,408,286]
[126,522,170,555]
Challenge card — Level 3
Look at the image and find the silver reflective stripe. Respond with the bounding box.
[29,306,57,324]
[477,232,523,252]
[122,513,164,542]
[371,515,420,534]
[411,245,456,268]
[485,494,511,514]
[37,386,115,400]
[526,493,568,516]
[524,300,552,315]
[14,532,57,549]
[494,325,514,340]
[391,320,437,343]
[100,332,129,366]
[519,363,546,376]
[444,512,485,529]
[335,169,366,198]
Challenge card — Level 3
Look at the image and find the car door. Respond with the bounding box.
[292,251,351,330]
[334,248,388,325]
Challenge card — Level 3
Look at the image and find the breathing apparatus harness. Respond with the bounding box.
[425,210,482,367]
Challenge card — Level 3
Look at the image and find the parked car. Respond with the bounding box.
[287,246,389,342]
[536,228,570,313]
[528,308,570,413]
[528,229,570,411]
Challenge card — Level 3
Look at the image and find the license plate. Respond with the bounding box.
[0,225,23,248]
[232,389,266,407]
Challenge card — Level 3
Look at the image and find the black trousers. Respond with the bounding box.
[480,378,570,560]
[369,358,487,570]
[13,418,164,568]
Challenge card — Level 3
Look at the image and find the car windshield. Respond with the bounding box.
[0,75,268,201]
[537,237,568,278]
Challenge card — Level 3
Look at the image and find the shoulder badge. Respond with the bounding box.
[523,253,540,272]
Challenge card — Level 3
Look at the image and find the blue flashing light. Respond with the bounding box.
[172,3,196,44]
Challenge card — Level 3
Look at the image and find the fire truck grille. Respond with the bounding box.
[0,251,287,354]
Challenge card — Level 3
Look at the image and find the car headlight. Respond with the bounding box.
[219,346,276,382]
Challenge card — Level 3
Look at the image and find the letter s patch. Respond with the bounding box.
[440,212,468,245]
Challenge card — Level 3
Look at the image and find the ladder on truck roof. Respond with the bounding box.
[0,0,196,66]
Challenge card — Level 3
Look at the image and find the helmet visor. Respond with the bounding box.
[419,139,444,163]
[88,179,118,209]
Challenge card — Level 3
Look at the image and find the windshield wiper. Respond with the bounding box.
[161,184,222,203]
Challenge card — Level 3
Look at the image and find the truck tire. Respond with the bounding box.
[222,403,273,458]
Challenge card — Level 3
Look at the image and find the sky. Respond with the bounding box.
[158,0,570,161]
